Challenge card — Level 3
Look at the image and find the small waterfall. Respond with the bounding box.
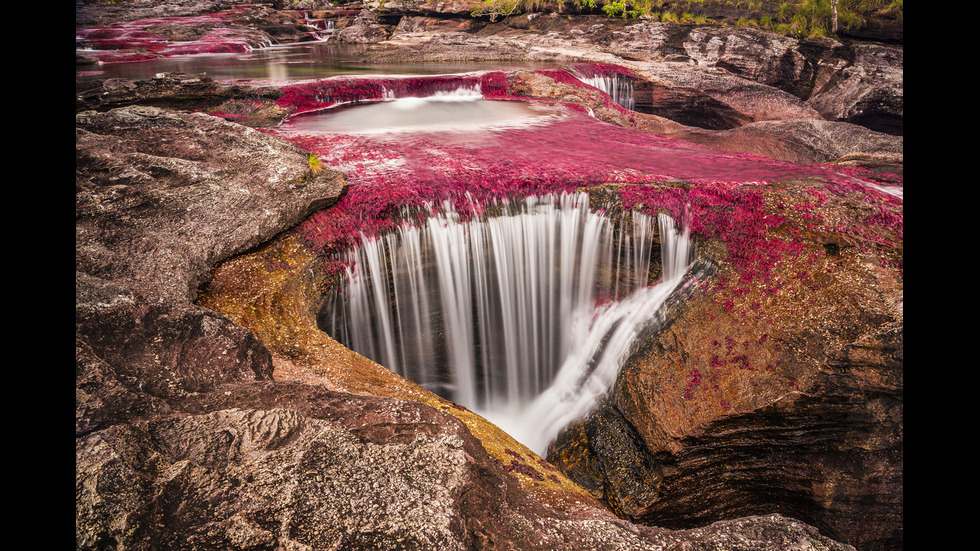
[574,72,635,111]
[320,192,691,453]
[381,83,483,107]
[303,12,336,41]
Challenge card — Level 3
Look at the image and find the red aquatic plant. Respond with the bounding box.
[263,72,901,303]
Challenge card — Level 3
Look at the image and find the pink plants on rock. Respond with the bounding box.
[264,71,902,289]
[75,10,269,63]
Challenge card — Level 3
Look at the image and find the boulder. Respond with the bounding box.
[665,118,903,165]
[76,104,346,426]
[75,104,344,305]
[805,42,904,135]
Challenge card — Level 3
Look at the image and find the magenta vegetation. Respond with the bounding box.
[264,71,902,290]
[76,10,269,63]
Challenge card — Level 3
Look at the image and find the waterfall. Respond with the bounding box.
[303,13,336,41]
[578,74,635,111]
[381,83,483,109]
[321,192,691,454]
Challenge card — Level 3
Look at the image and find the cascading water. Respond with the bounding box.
[303,12,336,41]
[319,192,692,454]
[576,73,635,111]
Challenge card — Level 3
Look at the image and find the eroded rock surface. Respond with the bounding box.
[76,105,346,430]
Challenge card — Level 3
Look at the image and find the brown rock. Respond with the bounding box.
[548,181,903,550]
[75,103,347,430]
[75,104,345,304]
[665,119,903,165]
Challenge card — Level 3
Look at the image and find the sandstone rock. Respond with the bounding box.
[77,382,859,550]
[228,3,326,43]
[75,72,285,113]
[806,42,904,135]
[548,179,903,550]
[75,104,345,304]
[665,118,903,165]
[76,103,347,429]
[634,61,824,125]
[332,9,393,43]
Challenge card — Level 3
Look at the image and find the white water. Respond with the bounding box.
[578,74,635,111]
[322,192,691,454]
[303,12,336,41]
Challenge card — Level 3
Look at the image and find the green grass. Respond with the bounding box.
[472,0,901,38]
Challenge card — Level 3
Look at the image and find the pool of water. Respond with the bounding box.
[279,90,560,134]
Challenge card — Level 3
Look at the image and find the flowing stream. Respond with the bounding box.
[320,192,691,453]
[575,72,636,111]
[280,84,557,134]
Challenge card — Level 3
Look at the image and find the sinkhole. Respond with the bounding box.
[317,192,693,454]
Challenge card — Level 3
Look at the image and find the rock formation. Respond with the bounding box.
[76,2,901,549]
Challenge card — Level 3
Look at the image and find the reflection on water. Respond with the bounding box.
[279,92,558,134]
[77,43,369,82]
[76,41,560,84]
